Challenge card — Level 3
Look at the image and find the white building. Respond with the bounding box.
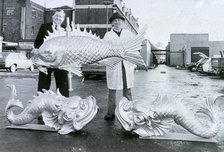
[170,33,224,66]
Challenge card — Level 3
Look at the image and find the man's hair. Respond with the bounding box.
[54,9,65,17]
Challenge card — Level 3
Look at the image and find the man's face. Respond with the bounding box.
[52,11,65,25]
[112,18,123,29]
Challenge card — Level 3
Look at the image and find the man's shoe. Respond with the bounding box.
[104,113,115,121]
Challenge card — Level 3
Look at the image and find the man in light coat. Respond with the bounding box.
[104,12,136,120]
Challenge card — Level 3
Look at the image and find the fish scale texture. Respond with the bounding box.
[154,105,218,138]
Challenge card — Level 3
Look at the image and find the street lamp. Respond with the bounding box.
[72,0,76,24]
[104,1,111,32]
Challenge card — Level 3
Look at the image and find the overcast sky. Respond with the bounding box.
[32,0,224,48]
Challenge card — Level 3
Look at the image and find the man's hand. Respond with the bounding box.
[40,50,56,62]
[31,48,39,58]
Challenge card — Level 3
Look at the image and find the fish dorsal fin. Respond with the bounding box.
[44,29,66,42]
[70,24,100,40]
[43,23,101,43]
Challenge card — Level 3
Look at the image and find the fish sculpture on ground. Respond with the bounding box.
[31,22,147,77]
[5,85,99,135]
[115,94,224,139]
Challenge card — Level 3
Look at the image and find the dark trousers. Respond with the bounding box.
[38,68,69,97]
[107,62,132,115]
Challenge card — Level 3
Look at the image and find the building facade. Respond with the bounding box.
[72,0,139,38]
[0,0,44,42]
[169,33,224,66]
[0,0,147,63]
[0,0,139,42]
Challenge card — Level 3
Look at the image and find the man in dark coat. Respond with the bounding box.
[34,10,69,97]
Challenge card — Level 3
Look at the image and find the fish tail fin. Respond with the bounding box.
[196,93,224,123]
[195,93,224,139]
[122,25,148,71]
[210,94,224,141]
[5,85,24,112]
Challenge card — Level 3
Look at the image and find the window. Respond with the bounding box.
[38,11,43,20]
[32,9,37,18]
[19,54,27,60]
[31,6,44,20]
[31,26,34,35]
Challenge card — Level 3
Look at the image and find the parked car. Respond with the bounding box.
[211,57,224,78]
[186,52,208,72]
[0,52,34,72]
[82,63,106,78]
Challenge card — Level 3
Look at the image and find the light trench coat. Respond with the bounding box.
[103,28,136,90]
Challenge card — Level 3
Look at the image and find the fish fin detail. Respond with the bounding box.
[99,57,122,69]
[122,26,148,70]
[196,93,224,124]
[134,119,172,137]
[42,111,61,130]
[123,52,147,69]
[59,64,83,77]
[5,99,24,112]
[44,24,100,44]
[5,85,24,112]
[38,66,48,75]
[58,124,75,135]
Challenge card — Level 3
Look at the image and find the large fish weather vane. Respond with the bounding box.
[31,17,147,90]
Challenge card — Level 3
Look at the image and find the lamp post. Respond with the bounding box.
[104,1,111,32]
[72,0,76,24]
[1,0,5,35]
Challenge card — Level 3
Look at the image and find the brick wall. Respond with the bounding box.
[2,0,24,41]
[0,0,3,36]
[0,0,44,42]
[25,1,44,40]
[0,0,138,42]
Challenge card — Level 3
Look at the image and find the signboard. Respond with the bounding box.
[19,42,34,49]
[2,41,18,46]
[6,7,15,16]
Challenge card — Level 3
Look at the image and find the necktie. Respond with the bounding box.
[55,25,58,30]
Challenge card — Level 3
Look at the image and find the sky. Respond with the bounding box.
[32,0,224,49]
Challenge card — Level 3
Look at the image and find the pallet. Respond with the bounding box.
[6,124,218,143]
[6,124,57,132]
[140,133,218,143]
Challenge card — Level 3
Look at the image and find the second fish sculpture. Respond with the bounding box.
[5,85,99,135]
[116,94,224,139]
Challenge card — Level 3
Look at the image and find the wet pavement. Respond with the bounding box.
[0,65,224,152]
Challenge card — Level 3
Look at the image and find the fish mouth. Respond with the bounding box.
[30,51,58,68]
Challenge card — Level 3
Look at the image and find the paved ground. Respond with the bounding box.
[0,65,224,152]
